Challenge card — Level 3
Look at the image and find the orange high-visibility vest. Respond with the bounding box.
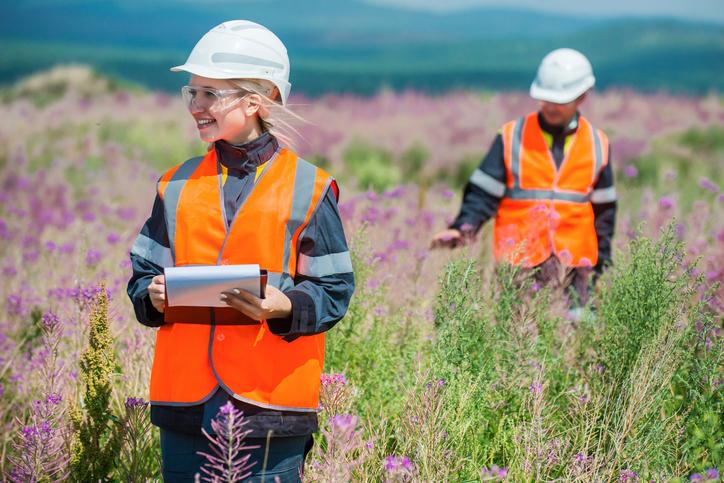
[494,112,609,268]
[149,147,334,411]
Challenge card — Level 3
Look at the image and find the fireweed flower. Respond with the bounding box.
[481,464,508,480]
[330,414,358,434]
[623,165,638,178]
[125,397,147,409]
[3,265,18,277]
[58,242,74,255]
[42,312,61,331]
[85,249,102,266]
[619,469,638,481]
[699,177,719,193]
[106,232,121,244]
[529,381,543,395]
[658,196,675,210]
[384,455,414,475]
[198,401,257,481]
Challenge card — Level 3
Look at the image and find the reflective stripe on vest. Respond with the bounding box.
[150,148,333,411]
[494,112,609,268]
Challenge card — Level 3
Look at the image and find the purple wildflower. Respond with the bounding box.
[481,464,508,480]
[124,397,147,409]
[321,373,347,386]
[529,381,543,395]
[85,249,102,266]
[3,265,17,277]
[705,468,719,480]
[690,474,704,482]
[23,251,40,263]
[41,312,61,331]
[7,294,28,318]
[198,400,257,481]
[623,165,638,178]
[106,232,121,244]
[58,242,74,255]
[619,469,638,481]
[330,414,358,434]
[699,177,719,193]
[658,196,675,210]
[384,455,414,475]
[46,393,62,405]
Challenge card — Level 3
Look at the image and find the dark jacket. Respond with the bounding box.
[450,112,617,275]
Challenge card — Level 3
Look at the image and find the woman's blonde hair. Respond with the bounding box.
[227,79,306,150]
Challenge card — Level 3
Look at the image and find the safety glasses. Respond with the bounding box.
[180,85,251,112]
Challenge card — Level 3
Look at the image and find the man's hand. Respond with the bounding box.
[430,228,463,249]
[220,285,292,321]
[148,275,166,313]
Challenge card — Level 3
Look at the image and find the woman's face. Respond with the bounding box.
[186,75,260,144]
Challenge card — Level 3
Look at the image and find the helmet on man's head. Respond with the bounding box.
[171,20,291,105]
[529,48,595,104]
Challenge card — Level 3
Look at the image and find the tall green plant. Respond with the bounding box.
[70,287,122,481]
[576,226,703,478]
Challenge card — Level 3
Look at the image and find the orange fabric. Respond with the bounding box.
[494,112,608,268]
[150,148,332,410]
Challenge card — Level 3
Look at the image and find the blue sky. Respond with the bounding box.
[364,0,724,23]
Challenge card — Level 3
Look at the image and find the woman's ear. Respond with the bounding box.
[243,93,263,116]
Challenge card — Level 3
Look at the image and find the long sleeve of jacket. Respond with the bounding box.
[590,148,617,274]
[267,186,355,339]
[127,193,168,328]
[449,134,505,233]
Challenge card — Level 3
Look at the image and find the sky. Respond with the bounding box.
[364,0,724,24]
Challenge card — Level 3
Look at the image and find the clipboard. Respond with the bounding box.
[164,264,267,308]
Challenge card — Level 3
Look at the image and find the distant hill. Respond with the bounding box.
[1,0,722,95]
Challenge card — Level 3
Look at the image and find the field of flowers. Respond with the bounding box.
[0,66,722,481]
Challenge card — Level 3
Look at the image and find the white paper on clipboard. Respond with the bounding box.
[165,264,262,307]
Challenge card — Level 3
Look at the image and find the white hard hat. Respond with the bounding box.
[171,20,291,105]
[529,48,595,104]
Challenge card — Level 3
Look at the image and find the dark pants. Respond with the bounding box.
[533,256,594,307]
[160,428,313,482]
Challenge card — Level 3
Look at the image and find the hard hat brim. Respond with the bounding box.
[170,63,290,105]
[529,77,595,104]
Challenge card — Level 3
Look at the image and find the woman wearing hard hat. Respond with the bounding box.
[127,20,355,481]
[432,48,617,316]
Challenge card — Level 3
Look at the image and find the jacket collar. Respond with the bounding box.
[214,132,279,173]
[537,111,579,137]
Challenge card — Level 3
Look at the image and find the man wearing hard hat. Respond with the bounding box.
[432,48,617,312]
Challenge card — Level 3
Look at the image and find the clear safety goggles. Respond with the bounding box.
[180,85,251,113]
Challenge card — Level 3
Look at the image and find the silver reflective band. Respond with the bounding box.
[282,159,317,279]
[510,117,525,189]
[590,186,617,203]
[266,271,294,292]
[163,156,204,262]
[298,252,353,278]
[211,52,286,71]
[505,188,590,203]
[131,234,174,268]
[470,169,505,198]
[591,124,604,178]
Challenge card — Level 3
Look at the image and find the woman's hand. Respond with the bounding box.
[148,275,166,313]
[220,285,292,321]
